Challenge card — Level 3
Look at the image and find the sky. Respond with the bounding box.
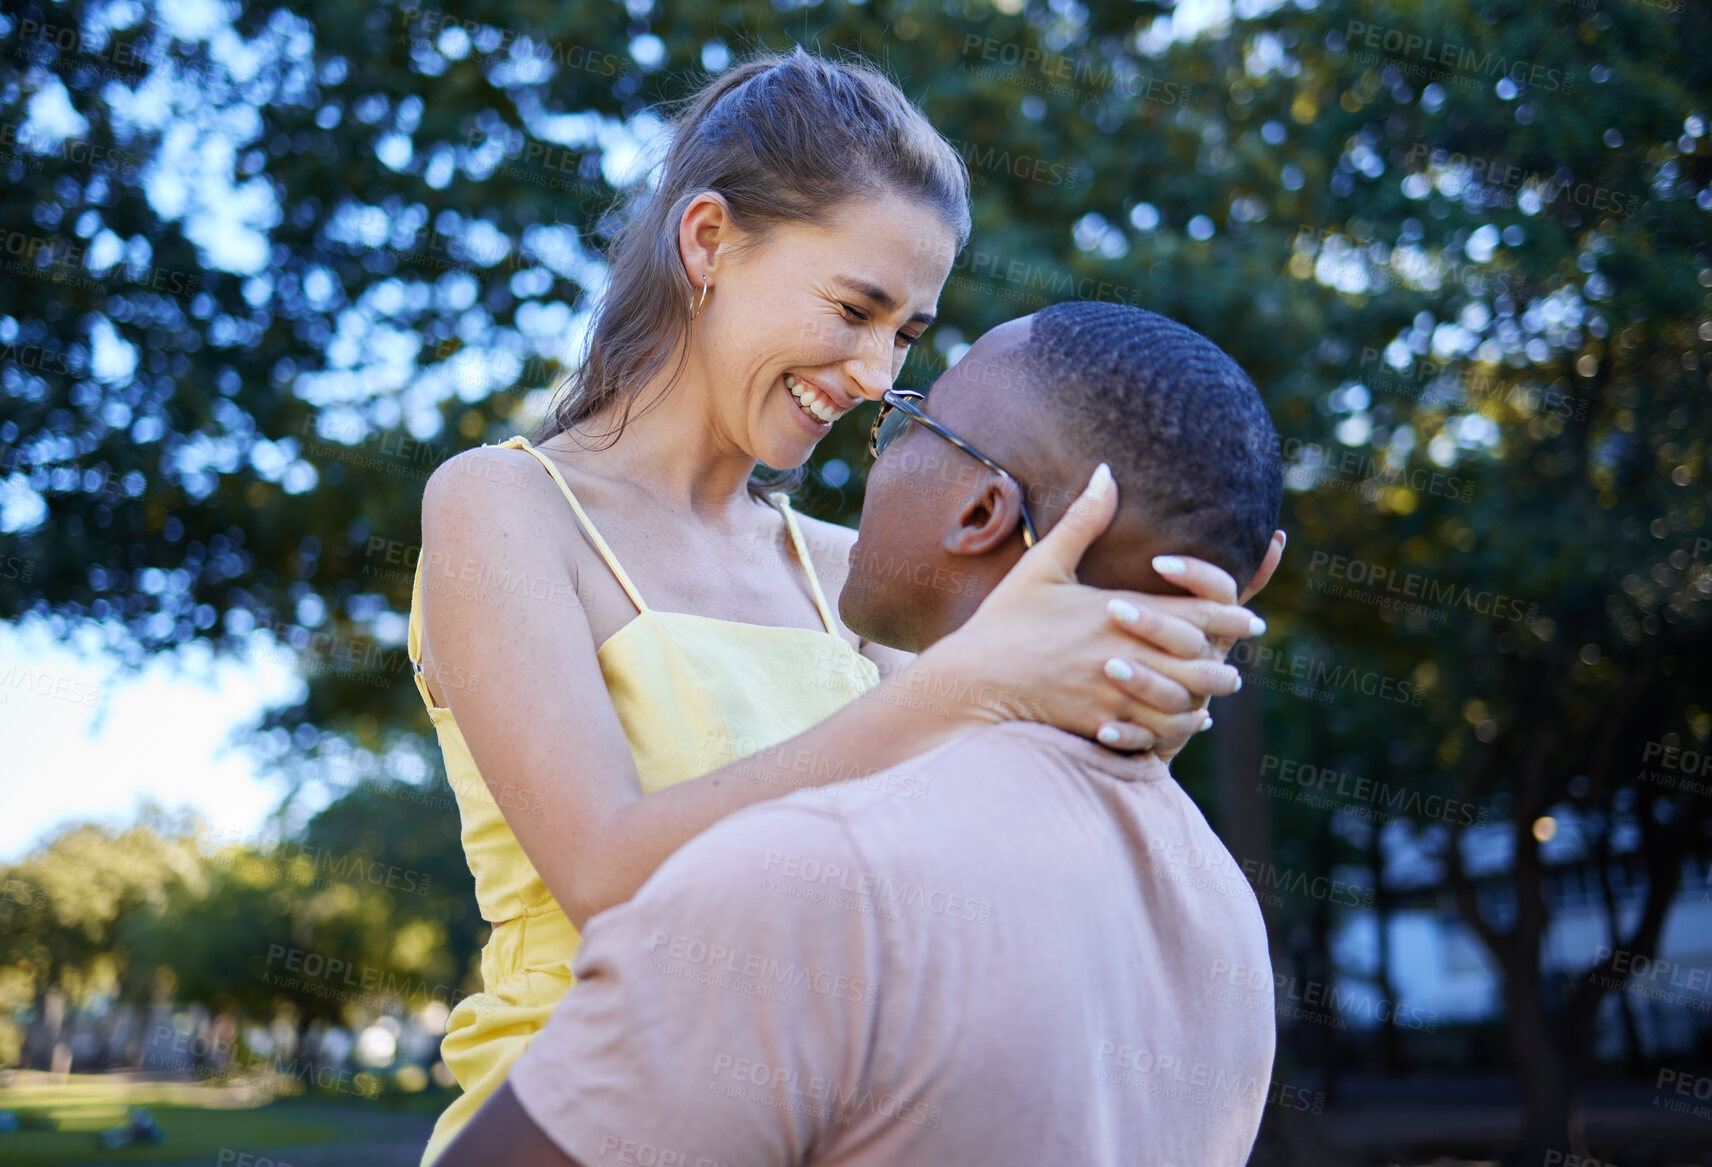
[0,617,303,863]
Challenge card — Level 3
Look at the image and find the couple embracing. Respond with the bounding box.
[409,44,1285,1167]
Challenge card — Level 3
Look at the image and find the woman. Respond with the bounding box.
[407,46,1264,1164]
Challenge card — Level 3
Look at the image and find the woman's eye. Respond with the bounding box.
[842,302,919,347]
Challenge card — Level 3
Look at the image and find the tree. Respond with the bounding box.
[0,812,202,1067]
[4,0,1708,1157]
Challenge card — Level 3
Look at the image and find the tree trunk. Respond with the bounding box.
[1309,815,1342,1106]
[1212,684,1274,941]
[24,985,66,1071]
[1505,952,1582,1163]
[1368,821,1402,1074]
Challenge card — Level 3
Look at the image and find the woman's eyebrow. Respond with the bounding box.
[836,277,937,328]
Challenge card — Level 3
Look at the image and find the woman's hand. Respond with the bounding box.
[909,463,1267,754]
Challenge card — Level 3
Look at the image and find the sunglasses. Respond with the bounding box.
[867,388,1040,549]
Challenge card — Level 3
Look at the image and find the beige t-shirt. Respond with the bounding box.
[509,720,1276,1167]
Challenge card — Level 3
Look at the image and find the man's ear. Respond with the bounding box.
[1238,529,1286,605]
[944,474,1029,557]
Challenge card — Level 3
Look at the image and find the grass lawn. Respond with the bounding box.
[0,1073,449,1167]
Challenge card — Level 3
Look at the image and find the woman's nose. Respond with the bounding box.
[845,339,903,403]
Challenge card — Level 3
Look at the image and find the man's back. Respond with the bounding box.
[509,720,1275,1166]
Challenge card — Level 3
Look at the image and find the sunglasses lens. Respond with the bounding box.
[873,408,912,456]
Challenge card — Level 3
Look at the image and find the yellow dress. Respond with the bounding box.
[406,434,879,1166]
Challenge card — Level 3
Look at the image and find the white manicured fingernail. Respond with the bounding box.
[1250,616,1267,636]
[1097,724,1123,746]
[1232,674,1243,692]
[1107,598,1141,625]
[1087,463,1113,500]
[1152,555,1186,576]
[1198,714,1215,733]
[1104,658,1135,683]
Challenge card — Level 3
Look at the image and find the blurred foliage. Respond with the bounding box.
[2,0,1710,1158]
[0,792,482,1056]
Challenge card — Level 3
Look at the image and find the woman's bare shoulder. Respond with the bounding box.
[423,444,566,519]
[420,443,589,590]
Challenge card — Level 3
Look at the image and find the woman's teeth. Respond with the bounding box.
[786,374,838,424]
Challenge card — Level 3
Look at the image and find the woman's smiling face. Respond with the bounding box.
[684,191,958,470]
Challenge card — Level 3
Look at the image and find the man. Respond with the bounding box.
[440,300,1286,1166]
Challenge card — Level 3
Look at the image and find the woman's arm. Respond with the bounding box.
[422,452,1258,930]
[800,509,1238,744]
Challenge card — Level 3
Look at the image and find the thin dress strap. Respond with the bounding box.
[496,435,649,615]
[769,492,839,637]
[407,551,438,707]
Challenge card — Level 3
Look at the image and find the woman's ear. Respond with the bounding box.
[677,191,734,286]
[944,474,1029,557]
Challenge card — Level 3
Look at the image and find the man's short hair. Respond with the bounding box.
[1016,300,1282,583]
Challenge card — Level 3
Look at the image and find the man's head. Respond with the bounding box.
[840,300,1282,653]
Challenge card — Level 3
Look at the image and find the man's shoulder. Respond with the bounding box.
[643,721,1144,901]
